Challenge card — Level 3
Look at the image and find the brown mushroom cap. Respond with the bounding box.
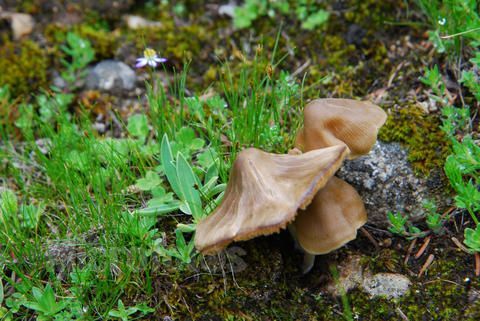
[290,176,367,255]
[295,98,387,158]
[195,145,350,255]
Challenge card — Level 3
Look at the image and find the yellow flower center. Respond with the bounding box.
[143,48,157,59]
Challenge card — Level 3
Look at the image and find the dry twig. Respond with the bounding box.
[418,254,435,277]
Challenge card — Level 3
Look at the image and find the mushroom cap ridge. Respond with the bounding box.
[195,144,350,255]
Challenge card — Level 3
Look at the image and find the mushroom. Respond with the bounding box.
[289,177,367,273]
[295,98,387,158]
[290,98,387,272]
[195,144,350,255]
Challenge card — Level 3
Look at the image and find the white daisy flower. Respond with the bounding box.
[135,48,167,68]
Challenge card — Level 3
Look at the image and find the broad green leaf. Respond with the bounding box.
[204,163,219,183]
[137,202,181,216]
[135,171,163,191]
[464,226,480,252]
[0,189,18,215]
[176,223,196,233]
[20,204,44,229]
[197,148,218,169]
[189,138,205,150]
[127,114,149,140]
[151,187,174,202]
[176,127,196,145]
[160,135,182,197]
[176,153,203,219]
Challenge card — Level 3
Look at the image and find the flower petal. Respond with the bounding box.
[155,57,168,63]
[147,60,157,67]
[135,58,148,68]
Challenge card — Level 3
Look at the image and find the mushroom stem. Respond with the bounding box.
[302,252,316,274]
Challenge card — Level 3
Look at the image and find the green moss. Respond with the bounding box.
[44,23,117,60]
[0,39,49,97]
[379,105,450,174]
[127,23,208,63]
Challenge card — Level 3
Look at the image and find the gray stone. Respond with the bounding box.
[337,141,444,228]
[324,255,411,300]
[124,15,162,29]
[0,11,35,40]
[362,273,411,299]
[86,60,136,93]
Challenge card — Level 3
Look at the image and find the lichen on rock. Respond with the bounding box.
[337,141,448,227]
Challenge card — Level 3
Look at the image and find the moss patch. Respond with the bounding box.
[0,39,50,97]
[379,104,450,175]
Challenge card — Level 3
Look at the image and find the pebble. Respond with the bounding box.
[325,255,411,300]
[86,60,136,93]
[124,15,162,29]
[0,11,35,39]
[362,273,411,299]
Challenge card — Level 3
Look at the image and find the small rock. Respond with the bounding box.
[326,255,365,296]
[325,255,411,300]
[0,11,35,39]
[337,141,445,228]
[218,4,236,17]
[362,273,411,299]
[124,15,162,29]
[86,60,136,93]
[52,72,68,90]
[93,122,107,134]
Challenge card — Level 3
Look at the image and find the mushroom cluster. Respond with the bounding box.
[195,98,387,273]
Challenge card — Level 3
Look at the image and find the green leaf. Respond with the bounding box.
[0,189,18,215]
[20,204,44,229]
[137,202,181,216]
[176,127,196,145]
[176,127,205,151]
[301,10,330,30]
[189,138,205,150]
[176,223,196,233]
[197,148,218,169]
[151,187,173,201]
[24,284,65,316]
[464,226,480,252]
[135,171,163,191]
[0,279,4,305]
[127,114,149,140]
[161,135,182,197]
[176,153,203,219]
[427,30,446,53]
[470,52,480,66]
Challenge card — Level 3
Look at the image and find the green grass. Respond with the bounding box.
[416,0,480,57]
[0,42,304,319]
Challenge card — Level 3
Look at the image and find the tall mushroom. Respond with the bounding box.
[292,98,387,272]
[195,145,349,255]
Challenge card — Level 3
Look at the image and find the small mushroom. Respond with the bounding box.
[295,98,387,158]
[289,177,367,273]
[195,145,350,255]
